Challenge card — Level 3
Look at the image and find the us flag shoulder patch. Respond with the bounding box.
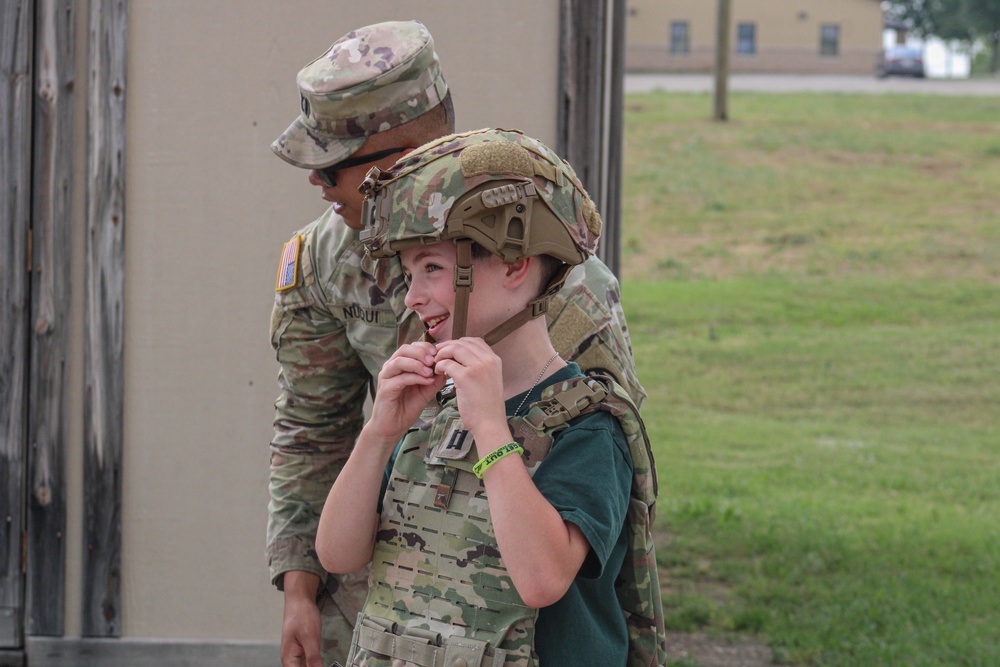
[275,235,301,292]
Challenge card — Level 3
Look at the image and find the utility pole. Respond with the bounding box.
[713,0,731,121]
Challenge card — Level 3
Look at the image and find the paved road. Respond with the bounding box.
[625,73,1000,96]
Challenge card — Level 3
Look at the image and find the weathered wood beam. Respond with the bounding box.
[605,0,626,281]
[27,0,76,637]
[82,0,126,637]
[557,0,626,277]
[0,0,35,651]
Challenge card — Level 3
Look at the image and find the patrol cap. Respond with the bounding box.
[271,20,448,170]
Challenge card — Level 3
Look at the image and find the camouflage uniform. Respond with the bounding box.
[268,22,646,666]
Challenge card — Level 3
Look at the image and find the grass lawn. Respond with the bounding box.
[622,92,1000,666]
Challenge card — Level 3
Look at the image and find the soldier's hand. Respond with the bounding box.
[281,573,324,667]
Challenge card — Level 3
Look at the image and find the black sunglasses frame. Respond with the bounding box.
[315,147,408,187]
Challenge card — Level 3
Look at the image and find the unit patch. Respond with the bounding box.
[275,235,301,291]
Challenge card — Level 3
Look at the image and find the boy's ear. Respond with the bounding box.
[503,257,533,288]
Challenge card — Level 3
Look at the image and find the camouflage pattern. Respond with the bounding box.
[269,211,645,666]
[524,377,668,667]
[360,128,602,267]
[268,206,420,662]
[271,20,448,169]
[316,568,368,659]
[345,376,664,666]
[547,264,644,405]
[351,399,539,666]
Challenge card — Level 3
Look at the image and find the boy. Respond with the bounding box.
[316,129,664,665]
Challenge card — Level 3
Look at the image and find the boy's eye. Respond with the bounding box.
[426,263,442,273]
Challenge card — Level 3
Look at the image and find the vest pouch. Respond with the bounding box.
[350,612,514,667]
[443,635,508,667]
[349,613,437,666]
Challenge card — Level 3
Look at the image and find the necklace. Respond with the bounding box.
[513,351,560,416]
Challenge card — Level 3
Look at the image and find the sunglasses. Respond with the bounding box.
[314,147,408,188]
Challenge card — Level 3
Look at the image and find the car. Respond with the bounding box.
[876,46,926,78]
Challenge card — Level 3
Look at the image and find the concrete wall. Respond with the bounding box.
[60,0,561,646]
[626,0,884,74]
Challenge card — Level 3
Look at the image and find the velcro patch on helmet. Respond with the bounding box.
[583,196,603,237]
[460,141,535,179]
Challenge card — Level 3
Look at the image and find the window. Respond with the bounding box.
[737,23,756,55]
[670,21,690,54]
[820,24,840,56]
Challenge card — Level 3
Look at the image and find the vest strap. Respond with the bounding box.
[434,466,459,509]
[355,613,509,667]
[523,378,609,431]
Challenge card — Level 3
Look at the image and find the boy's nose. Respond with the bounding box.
[403,281,424,310]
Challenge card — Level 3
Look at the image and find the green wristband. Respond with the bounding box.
[473,442,524,479]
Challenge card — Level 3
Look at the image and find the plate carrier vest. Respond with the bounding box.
[347,375,667,667]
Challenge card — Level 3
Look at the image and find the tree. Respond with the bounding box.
[885,0,1000,73]
[962,0,1000,73]
[884,0,974,42]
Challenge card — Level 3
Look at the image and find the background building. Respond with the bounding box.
[626,0,884,74]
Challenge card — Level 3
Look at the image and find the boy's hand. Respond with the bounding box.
[432,338,507,435]
[369,341,446,440]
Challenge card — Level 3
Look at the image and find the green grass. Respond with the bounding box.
[622,92,1000,285]
[623,92,1000,666]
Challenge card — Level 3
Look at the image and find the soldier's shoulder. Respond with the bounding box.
[273,208,369,302]
[294,208,361,256]
[573,255,620,287]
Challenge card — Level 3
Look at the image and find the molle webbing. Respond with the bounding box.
[359,400,539,664]
[353,614,510,667]
[522,377,608,431]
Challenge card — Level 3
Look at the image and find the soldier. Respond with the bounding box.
[316,128,665,666]
[268,21,646,667]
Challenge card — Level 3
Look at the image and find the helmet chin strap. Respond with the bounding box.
[446,238,572,348]
[481,264,569,346]
[432,241,569,407]
[450,239,474,340]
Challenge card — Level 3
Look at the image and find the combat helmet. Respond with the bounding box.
[359,128,603,345]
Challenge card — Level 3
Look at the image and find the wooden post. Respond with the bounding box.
[713,0,731,122]
[82,0,127,637]
[0,0,35,652]
[558,0,626,277]
[27,0,76,637]
[605,0,626,280]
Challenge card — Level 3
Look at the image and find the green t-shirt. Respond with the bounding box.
[517,364,632,665]
[380,363,633,665]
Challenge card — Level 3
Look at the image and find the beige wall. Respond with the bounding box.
[61,0,561,643]
[626,0,883,74]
